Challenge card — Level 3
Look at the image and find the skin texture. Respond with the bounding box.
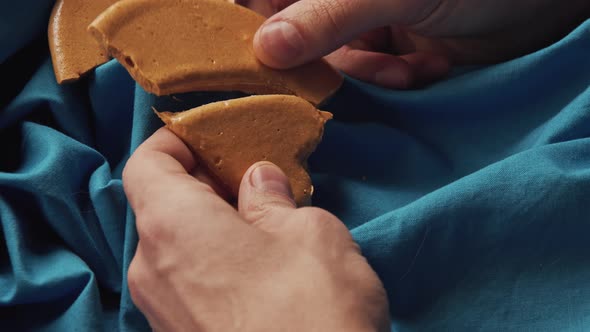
[157,95,332,206]
[88,0,342,105]
[239,0,590,89]
[123,128,391,332]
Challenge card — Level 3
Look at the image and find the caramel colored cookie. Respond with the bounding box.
[157,95,332,206]
[49,0,118,83]
[88,0,342,105]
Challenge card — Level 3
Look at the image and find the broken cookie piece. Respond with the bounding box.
[49,0,118,83]
[157,95,332,206]
[88,0,342,105]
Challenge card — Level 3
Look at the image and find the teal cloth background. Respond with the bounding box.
[1,1,590,330]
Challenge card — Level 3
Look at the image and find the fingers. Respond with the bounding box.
[253,0,387,68]
[236,162,352,247]
[399,52,450,87]
[326,46,413,89]
[253,0,435,68]
[123,127,201,214]
[326,46,450,89]
[238,162,296,230]
[123,128,245,240]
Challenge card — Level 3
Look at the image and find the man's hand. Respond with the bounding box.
[122,128,390,332]
[239,0,590,89]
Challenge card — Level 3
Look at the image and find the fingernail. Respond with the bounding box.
[256,20,304,65]
[250,163,294,198]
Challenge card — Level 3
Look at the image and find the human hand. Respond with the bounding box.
[238,0,590,89]
[122,128,390,332]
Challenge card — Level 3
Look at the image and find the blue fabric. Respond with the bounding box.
[2,1,590,330]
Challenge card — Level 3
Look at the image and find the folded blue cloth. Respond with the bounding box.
[1,1,589,330]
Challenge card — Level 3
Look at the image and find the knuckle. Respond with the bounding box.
[127,257,147,306]
[127,260,141,291]
[298,206,333,221]
[296,207,341,233]
[295,207,355,254]
[134,210,173,247]
[244,199,276,223]
[121,152,139,182]
[122,155,151,213]
[121,146,148,184]
[299,207,336,221]
[244,195,294,222]
[122,161,137,194]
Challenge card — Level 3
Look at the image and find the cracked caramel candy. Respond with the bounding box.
[49,0,118,83]
[88,0,342,105]
[157,95,332,206]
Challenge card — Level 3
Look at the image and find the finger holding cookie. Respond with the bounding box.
[123,128,390,332]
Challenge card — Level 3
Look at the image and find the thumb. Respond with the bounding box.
[238,162,296,227]
[253,0,432,68]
